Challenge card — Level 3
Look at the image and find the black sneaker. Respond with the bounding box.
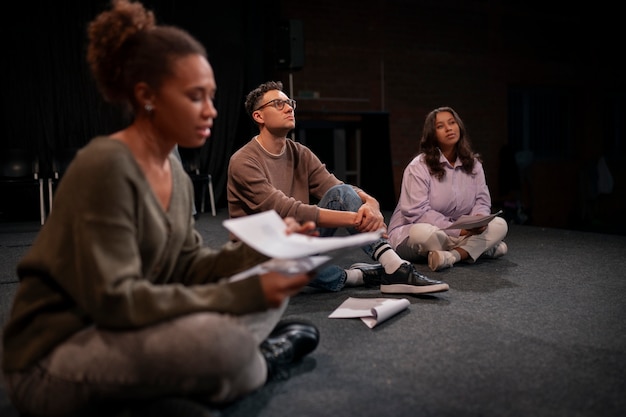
[260,319,319,380]
[349,262,384,286]
[380,263,449,294]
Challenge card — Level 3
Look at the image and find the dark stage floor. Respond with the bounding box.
[1,210,625,417]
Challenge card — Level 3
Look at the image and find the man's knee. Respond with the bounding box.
[320,184,361,212]
[328,184,358,200]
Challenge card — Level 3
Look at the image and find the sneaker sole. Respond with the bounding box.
[349,262,383,270]
[380,283,449,294]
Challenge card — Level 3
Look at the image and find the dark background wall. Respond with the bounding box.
[1,0,623,234]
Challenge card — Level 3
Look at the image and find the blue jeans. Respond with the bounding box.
[307,184,387,292]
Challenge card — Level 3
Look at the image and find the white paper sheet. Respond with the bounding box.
[223,210,383,259]
[444,210,503,230]
[229,255,332,282]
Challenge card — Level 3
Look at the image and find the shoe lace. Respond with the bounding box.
[406,264,442,285]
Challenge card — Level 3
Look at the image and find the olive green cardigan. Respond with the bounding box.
[3,137,268,372]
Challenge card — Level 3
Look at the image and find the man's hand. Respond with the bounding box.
[355,201,386,233]
[284,217,319,236]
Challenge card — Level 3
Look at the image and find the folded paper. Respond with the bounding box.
[329,297,411,328]
[444,210,503,230]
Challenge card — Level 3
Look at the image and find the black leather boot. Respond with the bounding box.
[260,318,320,380]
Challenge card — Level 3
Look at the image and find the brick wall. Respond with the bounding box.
[269,0,624,231]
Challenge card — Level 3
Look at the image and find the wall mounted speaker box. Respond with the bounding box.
[275,19,304,70]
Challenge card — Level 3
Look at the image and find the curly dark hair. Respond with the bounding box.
[86,0,207,115]
[419,106,481,180]
[244,81,284,117]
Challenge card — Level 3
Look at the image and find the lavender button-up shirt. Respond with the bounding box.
[388,152,491,248]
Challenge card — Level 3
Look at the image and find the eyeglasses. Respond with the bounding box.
[255,98,297,111]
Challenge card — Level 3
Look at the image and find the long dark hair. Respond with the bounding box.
[419,106,480,180]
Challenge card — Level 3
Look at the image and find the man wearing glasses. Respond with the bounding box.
[227,81,448,295]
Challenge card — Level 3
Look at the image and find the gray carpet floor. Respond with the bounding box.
[1,210,625,417]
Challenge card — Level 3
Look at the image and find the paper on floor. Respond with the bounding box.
[329,297,410,328]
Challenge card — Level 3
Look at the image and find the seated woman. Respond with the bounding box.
[387,106,508,272]
[1,1,319,416]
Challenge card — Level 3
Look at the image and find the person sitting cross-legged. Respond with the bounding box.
[387,106,508,272]
[2,7,320,416]
[227,81,449,295]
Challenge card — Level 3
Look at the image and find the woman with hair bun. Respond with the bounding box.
[2,1,319,415]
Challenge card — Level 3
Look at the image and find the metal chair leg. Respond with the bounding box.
[47,178,54,215]
[200,184,206,213]
[208,174,216,216]
[39,178,46,225]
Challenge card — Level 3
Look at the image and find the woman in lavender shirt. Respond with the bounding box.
[388,107,508,272]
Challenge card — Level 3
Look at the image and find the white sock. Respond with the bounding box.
[344,268,364,286]
[373,243,405,274]
[450,250,462,263]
